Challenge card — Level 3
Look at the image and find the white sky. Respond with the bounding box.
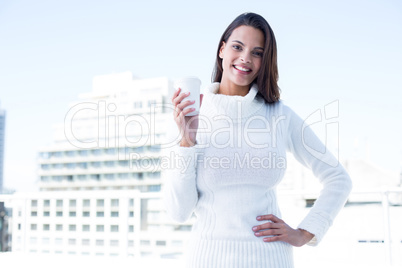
[0,0,401,191]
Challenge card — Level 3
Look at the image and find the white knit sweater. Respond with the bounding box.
[163,83,352,268]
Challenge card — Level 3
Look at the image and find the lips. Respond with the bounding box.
[233,65,252,73]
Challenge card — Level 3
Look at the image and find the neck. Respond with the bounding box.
[218,80,250,96]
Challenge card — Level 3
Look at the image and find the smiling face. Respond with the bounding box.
[219,25,265,95]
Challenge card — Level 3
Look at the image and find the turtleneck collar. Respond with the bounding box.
[202,82,265,121]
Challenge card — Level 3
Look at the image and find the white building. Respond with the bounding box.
[0,104,5,193]
[6,190,191,258]
[3,72,193,258]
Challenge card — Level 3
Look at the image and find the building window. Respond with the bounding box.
[40,152,50,159]
[83,211,90,217]
[31,200,38,207]
[106,148,116,155]
[118,161,129,167]
[31,211,37,217]
[55,238,63,245]
[96,239,104,246]
[111,199,119,207]
[18,223,21,230]
[110,225,119,232]
[52,151,63,158]
[69,225,76,231]
[83,199,90,207]
[69,211,76,217]
[147,99,156,107]
[41,164,50,170]
[43,200,50,207]
[69,199,76,207]
[129,199,134,207]
[91,162,101,168]
[30,224,37,231]
[111,211,119,217]
[68,239,76,245]
[129,211,134,217]
[128,240,134,247]
[30,237,37,244]
[149,185,161,192]
[110,240,119,247]
[156,240,166,246]
[82,239,90,246]
[40,176,50,181]
[91,149,102,155]
[104,173,114,179]
[129,225,134,232]
[104,161,114,167]
[56,224,63,231]
[52,163,63,169]
[118,172,129,178]
[96,199,104,207]
[140,240,150,246]
[65,151,76,157]
[77,174,86,179]
[96,225,104,232]
[56,200,63,207]
[133,101,142,109]
[82,225,90,232]
[43,224,50,231]
[66,163,76,169]
[96,211,104,217]
[90,174,100,180]
[78,150,88,156]
[42,238,50,245]
[56,211,63,217]
[43,211,50,217]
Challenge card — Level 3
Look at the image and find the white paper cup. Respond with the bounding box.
[174,77,201,116]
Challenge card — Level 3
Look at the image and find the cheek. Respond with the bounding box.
[254,60,262,73]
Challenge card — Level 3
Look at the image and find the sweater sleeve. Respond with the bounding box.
[284,106,352,246]
[163,144,200,223]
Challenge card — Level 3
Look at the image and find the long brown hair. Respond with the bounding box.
[212,12,280,103]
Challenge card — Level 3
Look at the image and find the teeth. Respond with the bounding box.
[234,65,251,72]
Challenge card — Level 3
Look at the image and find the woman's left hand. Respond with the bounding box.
[252,214,314,247]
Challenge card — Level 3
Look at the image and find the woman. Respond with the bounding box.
[164,12,352,268]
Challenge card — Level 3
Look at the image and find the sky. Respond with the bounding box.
[0,0,401,192]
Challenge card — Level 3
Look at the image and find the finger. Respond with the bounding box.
[182,107,196,116]
[172,92,190,107]
[263,235,283,243]
[171,88,181,102]
[252,222,281,232]
[177,99,195,111]
[254,228,282,237]
[256,214,284,223]
[173,98,192,119]
[199,94,204,107]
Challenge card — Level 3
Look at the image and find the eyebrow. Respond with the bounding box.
[232,40,264,50]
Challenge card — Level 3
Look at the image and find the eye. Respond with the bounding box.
[232,45,242,51]
[253,51,263,57]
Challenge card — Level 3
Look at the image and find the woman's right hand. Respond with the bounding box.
[172,88,204,147]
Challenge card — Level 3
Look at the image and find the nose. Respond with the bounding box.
[240,52,251,63]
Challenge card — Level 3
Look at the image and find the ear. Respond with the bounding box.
[219,41,226,59]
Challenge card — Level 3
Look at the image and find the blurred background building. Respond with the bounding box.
[1,72,193,258]
[0,104,6,194]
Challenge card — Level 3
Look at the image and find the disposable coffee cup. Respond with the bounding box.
[174,77,201,116]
